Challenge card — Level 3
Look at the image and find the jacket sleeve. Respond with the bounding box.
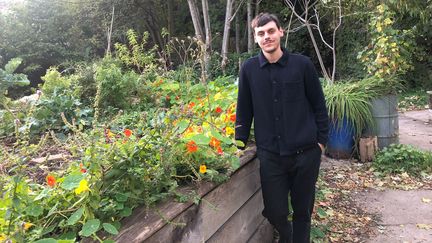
[304,58,329,146]
[235,63,254,148]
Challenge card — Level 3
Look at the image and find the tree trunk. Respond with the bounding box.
[235,12,240,55]
[187,0,204,41]
[247,0,253,53]
[221,0,235,71]
[255,0,261,16]
[201,0,211,83]
[167,0,174,36]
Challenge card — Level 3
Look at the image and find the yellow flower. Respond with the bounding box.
[376,23,382,32]
[213,92,223,100]
[75,179,90,195]
[384,18,393,26]
[22,222,34,231]
[225,126,235,136]
[199,165,207,174]
[0,233,7,241]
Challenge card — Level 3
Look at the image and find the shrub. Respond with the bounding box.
[373,144,432,176]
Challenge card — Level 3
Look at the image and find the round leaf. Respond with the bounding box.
[67,208,84,226]
[102,223,119,235]
[79,219,100,237]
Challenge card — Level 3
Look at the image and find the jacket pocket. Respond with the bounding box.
[283,80,304,102]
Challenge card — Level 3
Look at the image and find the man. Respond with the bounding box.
[235,13,329,243]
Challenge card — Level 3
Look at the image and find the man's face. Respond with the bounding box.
[254,21,284,54]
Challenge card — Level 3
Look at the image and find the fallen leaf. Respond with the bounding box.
[416,224,432,230]
[421,198,431,203]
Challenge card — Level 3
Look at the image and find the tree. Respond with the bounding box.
[284,0,342,83]
[186,0,212,83]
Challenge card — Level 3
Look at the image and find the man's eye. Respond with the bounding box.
[257,32,264,36]
[268,29,275,34]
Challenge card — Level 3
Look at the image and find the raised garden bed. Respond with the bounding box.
[110,146,273,242]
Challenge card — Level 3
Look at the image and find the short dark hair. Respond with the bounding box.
[251,13,281,31]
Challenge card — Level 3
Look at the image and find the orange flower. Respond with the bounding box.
[186,127,194,134]
[229,114,236,122]
[124,129,132,137]
[46,175,56,187]
[215,107,223,113]
[188,102,195,110]
[166,95,171,101]
[217,146,223,155]
[199,165,207,174]
[209,137,221,148]
[80,169,87,173]
[186,141,198,153]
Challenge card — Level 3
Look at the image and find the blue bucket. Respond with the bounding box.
[326,117,355,159]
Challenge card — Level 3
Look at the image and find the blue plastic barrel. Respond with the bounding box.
[326,117,355,159]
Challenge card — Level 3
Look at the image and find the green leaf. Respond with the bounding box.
[57,240,75,243]
[47,202,59,217]
[42,224,57,235]
[67,208,84,226]
[235,140,245,147]
[35,188,50,201]
[230,157,240,170]
[191,134,210,145]
[115,193,128,202]
[175,120,189,134]
[310,226,326,238]
[317,207,327,219]
[211,129,232,145]
[160,83,180,91]
[79,219,100,237]
[102,223,119,235]
[33,238,57,243]
[61,174,85,190]
[119,207,132,217]
[27,204,44,217]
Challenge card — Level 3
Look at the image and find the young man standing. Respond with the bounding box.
[235,13,329,243]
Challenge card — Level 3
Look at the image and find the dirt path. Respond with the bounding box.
[358,110,432,242]
[399,110,432,151]
[320,110,432,242]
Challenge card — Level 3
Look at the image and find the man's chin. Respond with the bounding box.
[262,47,277,54]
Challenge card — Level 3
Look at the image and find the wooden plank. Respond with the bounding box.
[247,218,274,243]
[114,147,258,242]
[206,189,265,243]
[30,153,69,163]
[114,182,215,243]
[179,158,261,242]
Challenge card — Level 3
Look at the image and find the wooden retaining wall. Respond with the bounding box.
[114,147,273,243]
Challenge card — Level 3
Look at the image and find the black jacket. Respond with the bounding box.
[235,48,329,155]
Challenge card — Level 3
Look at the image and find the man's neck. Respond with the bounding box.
[263,47,283,63]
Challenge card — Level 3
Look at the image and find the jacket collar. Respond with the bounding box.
[258,47,290,68]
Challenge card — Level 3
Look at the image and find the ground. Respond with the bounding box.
[319,109,432,243]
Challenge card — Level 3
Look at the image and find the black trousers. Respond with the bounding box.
[257,145,322,243]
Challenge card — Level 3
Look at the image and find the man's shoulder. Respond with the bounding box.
[288,53,312,64]
[242,55,260,67]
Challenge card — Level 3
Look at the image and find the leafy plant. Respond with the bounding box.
[373,144,432,176]
[0,58,29,105]
[324,79,376,139]
[114,29,159,76]
[357,4,416,87]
